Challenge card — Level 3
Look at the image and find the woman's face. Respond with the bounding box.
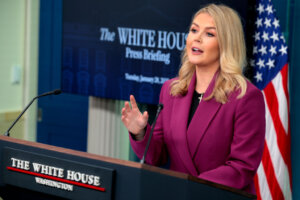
[186,13,220,69]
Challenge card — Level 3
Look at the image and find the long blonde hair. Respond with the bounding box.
[170,4,247,104]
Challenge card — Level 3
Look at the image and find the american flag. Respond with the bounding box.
[250,0,292,199]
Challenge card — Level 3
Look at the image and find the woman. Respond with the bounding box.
[121,4,265,195]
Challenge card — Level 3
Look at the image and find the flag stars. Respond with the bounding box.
[264,18,272,28]
[254,32,260,41]
[262,31,269,42]
[273,18,280,28]
[266,59,275,69]
[259,45,267,55]
[253,46,258,54]
[270,32,279,43]
[254,72,263,82]
[257,4,264,14]
[279,45,287,55]
[265,5,273,15]
[252,1,288,89]
[257,58,265,69]
[256,18,263,28]
[269,45,277,56]
[280,35,286,43]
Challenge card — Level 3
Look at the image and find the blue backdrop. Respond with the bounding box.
[61,0,249,104]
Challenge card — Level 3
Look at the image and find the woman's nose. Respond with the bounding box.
[195,33,203,43]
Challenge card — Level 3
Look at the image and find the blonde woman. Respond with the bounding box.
[121,4,265,195]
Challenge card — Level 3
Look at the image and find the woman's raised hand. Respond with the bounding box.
[121,95,149,137]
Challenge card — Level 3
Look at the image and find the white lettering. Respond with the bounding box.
[140,75,154,84]
[94,176,100,186]
[101,26,187,50]
[118,27,129,45]
[125,73,169,84]
[125,47,143,59]
[32,162,64,178]
[125,73,140,82]
[148,30,156,48]
[157,31,167,49]
[143,49,170,65]
[35,177,73,191]
[41,164,49,174]
[128,28,137,46]
[11,157,17,167]
[88,175,95,185]
[66,170,101,186]
[67,170,75,180]
[167,32,176,49]
[176,32,186,50]
[99,27,115,42]
[118,27,157,48]
[10,158,30,170]
[32,163,42,172]
[74,172,81,182]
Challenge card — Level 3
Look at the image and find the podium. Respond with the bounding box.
[0,135,256,200]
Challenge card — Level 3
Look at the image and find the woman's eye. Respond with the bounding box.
[190,28,197,33]
[207,32,215,37]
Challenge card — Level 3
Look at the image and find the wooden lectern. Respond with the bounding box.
[0,135,256,200]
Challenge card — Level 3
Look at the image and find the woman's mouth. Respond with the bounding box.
[192,47,203,54]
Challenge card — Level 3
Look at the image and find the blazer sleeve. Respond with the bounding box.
[129,82,169,166]
[198,87,266,190]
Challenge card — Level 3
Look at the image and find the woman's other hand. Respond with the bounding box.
[121,95,148,139]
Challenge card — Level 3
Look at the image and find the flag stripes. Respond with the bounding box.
[264,88,292,199]
[261,140,285,200]
[264,73,292,176]
[255,63,292,199]
[256,165,273,200]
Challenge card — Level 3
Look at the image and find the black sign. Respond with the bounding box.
[2,147,114,200]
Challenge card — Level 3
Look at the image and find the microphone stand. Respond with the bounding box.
[4,89,62,137]
[140,104,163,164]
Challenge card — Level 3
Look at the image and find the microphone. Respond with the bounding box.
[4,89,62,137]
[140,103,164,164]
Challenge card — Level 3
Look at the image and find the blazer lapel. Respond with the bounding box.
[187,71,222,159]
[170,73,198,176]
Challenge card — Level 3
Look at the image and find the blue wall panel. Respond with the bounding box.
[274,0,300,198]
[288,0,300,198]
[37,0,89,151]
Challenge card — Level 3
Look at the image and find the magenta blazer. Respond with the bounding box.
[130,71,265,194]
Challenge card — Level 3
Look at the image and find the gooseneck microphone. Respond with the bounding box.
[4,89,62,137]
[140,103,164,164]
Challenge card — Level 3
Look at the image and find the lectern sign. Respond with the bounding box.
[2,147,114,200]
